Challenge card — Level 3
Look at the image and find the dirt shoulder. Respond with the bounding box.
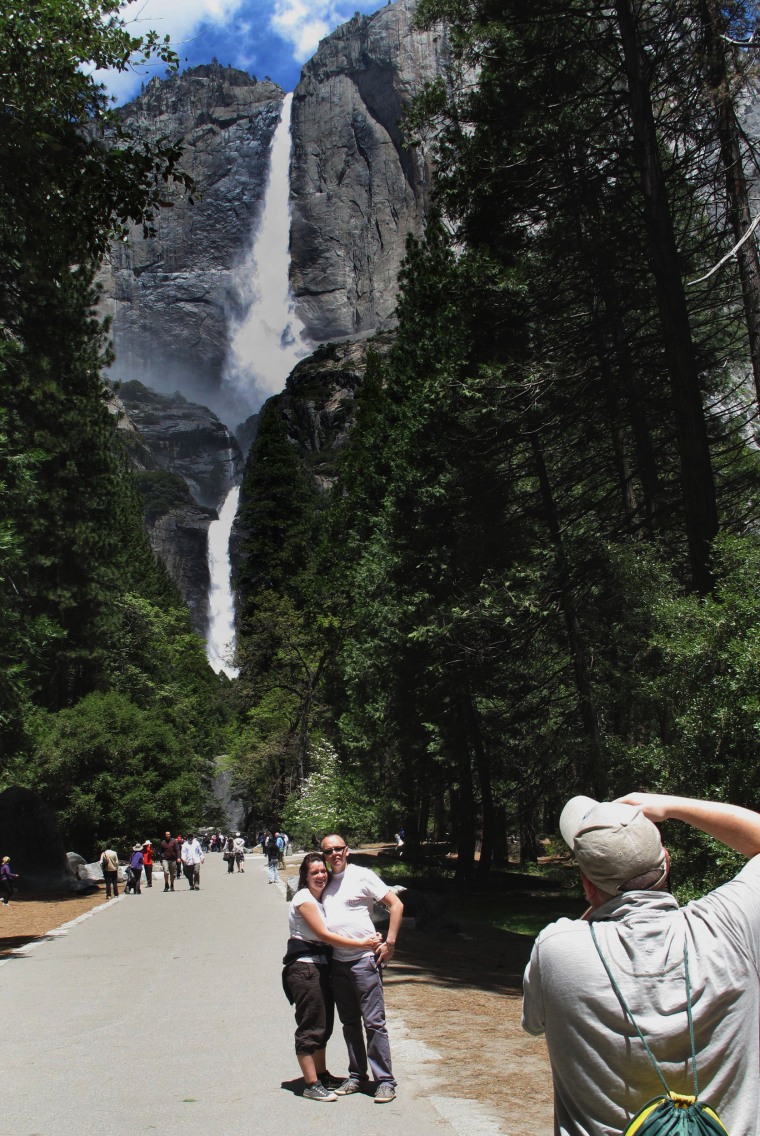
[0,890,108,958]
[386,898,554,1130]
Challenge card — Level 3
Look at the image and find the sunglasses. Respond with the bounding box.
[322,845,347,855]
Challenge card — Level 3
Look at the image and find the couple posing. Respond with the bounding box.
[283,834,403,1104]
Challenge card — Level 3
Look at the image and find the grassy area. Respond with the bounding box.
[453,889,588,937]
[363,851,587,939]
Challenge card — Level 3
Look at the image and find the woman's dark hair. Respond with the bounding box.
[298,852,327,891]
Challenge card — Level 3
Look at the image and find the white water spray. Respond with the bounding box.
[206,485,240,678]
[222,92,309,411]
[206,94,308,677]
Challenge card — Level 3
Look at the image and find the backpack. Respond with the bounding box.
[590,924,729,1136]
[265,837,279,858]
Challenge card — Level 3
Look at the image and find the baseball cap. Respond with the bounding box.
[559,795,667,895]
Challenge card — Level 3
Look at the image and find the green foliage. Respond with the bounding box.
[639,534,760,807]
[280,740,383,849]
[134,470,199,525]
[230,0,760,897]
[0,0,215,852]
[21,691,205,857]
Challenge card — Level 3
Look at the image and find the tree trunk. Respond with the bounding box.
[614,0,718,594]
[531,435,606,796]
[700,0,760,412]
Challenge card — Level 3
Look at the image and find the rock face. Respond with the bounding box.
[113,381,243,632]
[235,334,394,577]
[98,5,447,424]
[289,0,448,340]
[117,381,243,509]
[98,65,285,424]
[276,335,395,488]
[96,5,448,635]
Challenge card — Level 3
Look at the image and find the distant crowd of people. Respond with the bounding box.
[97,830,255,896]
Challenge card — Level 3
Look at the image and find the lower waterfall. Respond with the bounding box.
[206,485,240,678]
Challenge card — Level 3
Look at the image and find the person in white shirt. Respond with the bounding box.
[232,833,246,872]
[319,834,403,1103]
[181,833,204,890]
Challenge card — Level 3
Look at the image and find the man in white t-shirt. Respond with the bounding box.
[180,832,205,890]
[320,834,404,1103]
[522,794,760,1136]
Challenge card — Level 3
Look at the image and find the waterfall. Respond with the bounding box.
[206,485,240,678]
[205,93,307,676]
[222,92,309,410]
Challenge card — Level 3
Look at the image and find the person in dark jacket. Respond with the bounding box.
[126,844,144,894]
[0,856,19,905]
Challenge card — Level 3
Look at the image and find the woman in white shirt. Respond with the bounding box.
[283,852,380,1102]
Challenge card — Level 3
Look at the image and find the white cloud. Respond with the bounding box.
[118,0,243,44]
[270,1,381,62]
[270,1,330,59]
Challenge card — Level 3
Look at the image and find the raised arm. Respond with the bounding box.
[616,793,760,859]
[297,898,381,951]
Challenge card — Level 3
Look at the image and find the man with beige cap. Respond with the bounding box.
[522,793,760,1136]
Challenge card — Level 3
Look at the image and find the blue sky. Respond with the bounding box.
[101,0,388,104]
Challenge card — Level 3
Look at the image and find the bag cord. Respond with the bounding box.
[589,922,699,1100]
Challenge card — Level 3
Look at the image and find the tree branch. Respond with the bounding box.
[688,212,760,285]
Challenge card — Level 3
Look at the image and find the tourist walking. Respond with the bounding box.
[181,832,204,890]
[224,835,235,874]
[266,833,280,883]
[320,834,403,1102]
[142,841,154,887]
[283,852,381,1102]
[0,856,19,905]
[160,831,180,891]
[233,833,246,872]
[126,844,144,894]
[99,846,119,898]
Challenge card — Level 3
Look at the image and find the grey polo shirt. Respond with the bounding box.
[522,856,760,1136]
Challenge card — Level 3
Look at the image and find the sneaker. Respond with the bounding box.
[374,1083,396,1104]
[335,1078,363,1096]
[319,1072,344,1090]
[302,1082,337,1102]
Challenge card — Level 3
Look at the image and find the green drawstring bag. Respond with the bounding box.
[590,925,730,1136]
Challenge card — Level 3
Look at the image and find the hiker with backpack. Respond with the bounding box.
[522,793,760,1136]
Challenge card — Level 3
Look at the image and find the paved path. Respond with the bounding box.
[0,852,462,1136]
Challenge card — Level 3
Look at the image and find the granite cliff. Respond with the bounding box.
[111,382,244,632]
[290,0,447,340]
[99,65,285,426]
[99,1,447,422]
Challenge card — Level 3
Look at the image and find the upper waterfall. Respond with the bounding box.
[222,92,309,415]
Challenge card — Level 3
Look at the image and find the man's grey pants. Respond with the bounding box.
[331,955,395,1085]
